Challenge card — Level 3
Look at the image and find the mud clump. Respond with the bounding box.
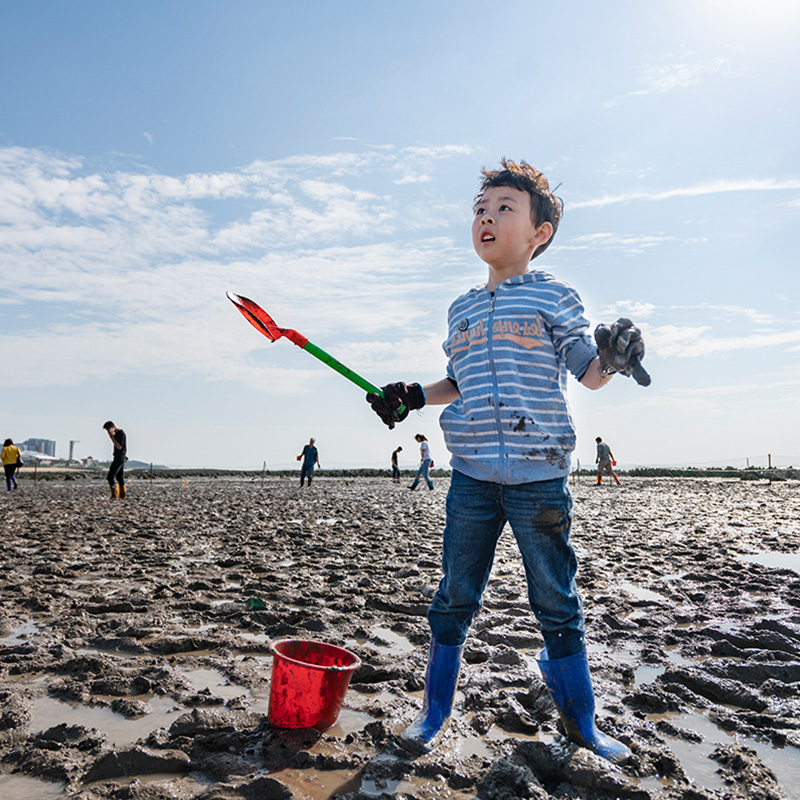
[0,476,799,799]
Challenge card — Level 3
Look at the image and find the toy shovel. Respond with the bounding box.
[226,292,404,414]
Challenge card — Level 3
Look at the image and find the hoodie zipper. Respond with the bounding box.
[486,288,507,481]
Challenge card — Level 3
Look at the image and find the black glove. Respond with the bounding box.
[366,382,425,429]
[594,318,651,386]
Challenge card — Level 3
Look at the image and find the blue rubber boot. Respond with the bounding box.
[537,647,631,763]
[401,639,463,751]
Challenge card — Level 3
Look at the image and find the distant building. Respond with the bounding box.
[21,438,56,457]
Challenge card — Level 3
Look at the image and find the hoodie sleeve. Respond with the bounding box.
[549,285,597,379]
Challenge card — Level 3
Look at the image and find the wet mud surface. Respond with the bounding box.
[1,476,799,800]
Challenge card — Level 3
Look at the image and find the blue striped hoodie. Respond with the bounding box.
[439,270,597,485]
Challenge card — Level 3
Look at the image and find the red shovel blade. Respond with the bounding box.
[227,292,309,348]
[227,292,284,342]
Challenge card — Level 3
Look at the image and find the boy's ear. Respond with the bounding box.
[530,221,554,249]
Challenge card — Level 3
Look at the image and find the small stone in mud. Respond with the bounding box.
[169,708,259,738]
[110,697,151,717]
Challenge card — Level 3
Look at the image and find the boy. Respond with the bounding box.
[367,160,648,762]
[102,421,127,499]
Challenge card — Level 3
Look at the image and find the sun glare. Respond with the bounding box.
[708,0,800,26]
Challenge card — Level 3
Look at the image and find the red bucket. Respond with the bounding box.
[267,638,361,730]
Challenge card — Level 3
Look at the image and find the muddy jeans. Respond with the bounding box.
[427,470,585,660]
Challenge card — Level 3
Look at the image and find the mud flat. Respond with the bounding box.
[1,476,799,800]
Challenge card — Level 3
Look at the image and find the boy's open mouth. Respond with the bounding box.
[481,232,495,242]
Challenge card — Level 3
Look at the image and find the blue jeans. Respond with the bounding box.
[411,458,433,488]
[300,462,315,482]
[428,470,585,660]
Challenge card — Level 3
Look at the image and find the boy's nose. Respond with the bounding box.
[481,215,494,225]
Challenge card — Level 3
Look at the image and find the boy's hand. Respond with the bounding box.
[595,318,651,386]
[366,382,425,429]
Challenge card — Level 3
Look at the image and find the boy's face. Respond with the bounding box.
[472,186,552,269]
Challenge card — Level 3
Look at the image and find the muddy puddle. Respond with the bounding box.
[1,476,799,799]
[28,694,185,747]
[0,772,67,800]
[739,551,800,574]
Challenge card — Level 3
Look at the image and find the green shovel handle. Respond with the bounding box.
[302,341,407,415]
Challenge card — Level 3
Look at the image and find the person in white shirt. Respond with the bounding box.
[409,434,434,491]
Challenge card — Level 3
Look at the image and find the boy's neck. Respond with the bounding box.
[485,263,529,292]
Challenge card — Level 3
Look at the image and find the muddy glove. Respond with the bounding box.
[366,382,425,429]
[595,318,651,386]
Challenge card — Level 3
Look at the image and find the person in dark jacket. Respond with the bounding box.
[103,421,127,499]
[391,446,403,483]
[298,438,320,487]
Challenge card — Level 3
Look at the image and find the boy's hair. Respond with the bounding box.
[475,159,564,259]
[103,421,115,430]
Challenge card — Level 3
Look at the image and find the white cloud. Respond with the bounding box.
[0,316,326,395]
[0,144,475,391]
[642,324,711,357]
[601,300,658,319]
[393,173,432,185]
[605,55,734,107]
[213,179,398,250]
[669,303,776,326]
[646,324,800,358]
[571,177,800,210]
[561,231,677,254]
[664,377,800,398]
[7,140,792,404]
[144,132,154,145]
[640,57,730,93]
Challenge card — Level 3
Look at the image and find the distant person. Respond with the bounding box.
[103,421,127,498]
[298,437,320,487]
[409,434,434,491]
[595,436,619,485]
[2,438,22,491]
[391,446,403,483]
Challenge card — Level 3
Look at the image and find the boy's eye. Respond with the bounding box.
[499,204,511,211]
[475,207,485,215]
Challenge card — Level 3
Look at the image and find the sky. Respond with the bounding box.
[1,0,799,470]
